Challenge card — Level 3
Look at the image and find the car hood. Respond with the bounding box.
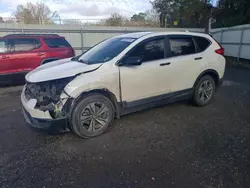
[25,58,103,83]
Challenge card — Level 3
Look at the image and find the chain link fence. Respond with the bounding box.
[0,23,205,55]
[0,17,160,27]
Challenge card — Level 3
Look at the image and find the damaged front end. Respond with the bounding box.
[25,77,74,119]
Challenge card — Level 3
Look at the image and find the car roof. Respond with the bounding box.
[116,32,152,39]
[148,31,209,37]
[116,31,209,39]
[2,34,63,38]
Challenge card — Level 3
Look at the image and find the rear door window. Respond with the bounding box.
[169,36,196,57]
[194,36,211,52]
[44,38,71,48]
[8,38,41,52]
[0,39,7,53]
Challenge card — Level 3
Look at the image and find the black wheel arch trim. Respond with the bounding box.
[40,57,59,65]
[194,69,220,88]
[64,89,121,120]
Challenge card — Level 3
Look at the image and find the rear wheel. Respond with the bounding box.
[193,75,216,106]
[71,94,115,138]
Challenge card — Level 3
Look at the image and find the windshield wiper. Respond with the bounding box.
[71,56,88,64]
[71,56,79,61]
[77,59,88,64]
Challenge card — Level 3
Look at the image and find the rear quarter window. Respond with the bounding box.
[194,36,211,52]
[44,38,71,48]
[0,39,7,53]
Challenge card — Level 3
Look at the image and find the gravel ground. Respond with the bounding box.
[0,67,250,188]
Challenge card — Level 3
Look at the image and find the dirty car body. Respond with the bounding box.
[21,34,140,132]
[21,32,225,134]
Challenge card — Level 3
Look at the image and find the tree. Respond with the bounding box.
[105,13,125,26]
[145,9,159,23]
[151,0,175,27]
[5,19,16,24]
[151,0,212,28]
[13,2,59,24]
[0,17,4,23]
[131,13,146,22]
[214,0,250,27]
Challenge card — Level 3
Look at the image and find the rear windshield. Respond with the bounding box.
[44,38,71,48]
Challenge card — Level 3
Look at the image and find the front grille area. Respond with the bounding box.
[25,82,59,107]
[25,83,38,101]
[24,77,74,110]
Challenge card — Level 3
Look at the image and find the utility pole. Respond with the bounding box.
[58,15,61,25]
[208,6,212,34]
[208,7,216,34]
[165,14,167,28]
[205,3,213,33]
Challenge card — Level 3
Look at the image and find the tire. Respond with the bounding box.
[71,94,115,138]
[193,75,216,107]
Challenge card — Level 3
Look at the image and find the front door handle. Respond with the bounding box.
[37,53,44,56]
[195,57,203,60]
[1,56,9,59]
[160,62,171,66]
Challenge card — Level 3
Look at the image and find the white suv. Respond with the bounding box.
[21,32,225,138]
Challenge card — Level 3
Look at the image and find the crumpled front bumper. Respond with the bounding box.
[21,86,69,133]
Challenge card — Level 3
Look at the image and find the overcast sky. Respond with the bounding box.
[0,0,152,21]
[0,0,217,21]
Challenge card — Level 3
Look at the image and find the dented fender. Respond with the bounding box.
[64,63,120,102]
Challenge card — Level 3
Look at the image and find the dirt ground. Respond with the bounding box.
[0,67,250,188]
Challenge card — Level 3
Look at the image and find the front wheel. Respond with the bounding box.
[71,94,115,138]
[193,75,216,106]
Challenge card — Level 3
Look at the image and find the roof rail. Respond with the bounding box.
[4,34,59,37]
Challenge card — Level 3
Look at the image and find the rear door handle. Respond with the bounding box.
[195,57,203,60]
[1,56,9,59]
[160,62,171,66]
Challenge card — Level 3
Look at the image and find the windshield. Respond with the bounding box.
[78,37,136,64]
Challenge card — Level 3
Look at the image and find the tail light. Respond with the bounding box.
[215,48,224,55]
[212,37,225,56]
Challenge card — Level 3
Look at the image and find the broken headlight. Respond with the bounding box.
[25,77,74,111]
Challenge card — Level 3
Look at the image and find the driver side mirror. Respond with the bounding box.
[122,57,142,66]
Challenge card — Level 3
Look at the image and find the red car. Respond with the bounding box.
[0,34,75,83]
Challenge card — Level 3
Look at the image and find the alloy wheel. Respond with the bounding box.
[80,102,109,132]
[198,80,214,103]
